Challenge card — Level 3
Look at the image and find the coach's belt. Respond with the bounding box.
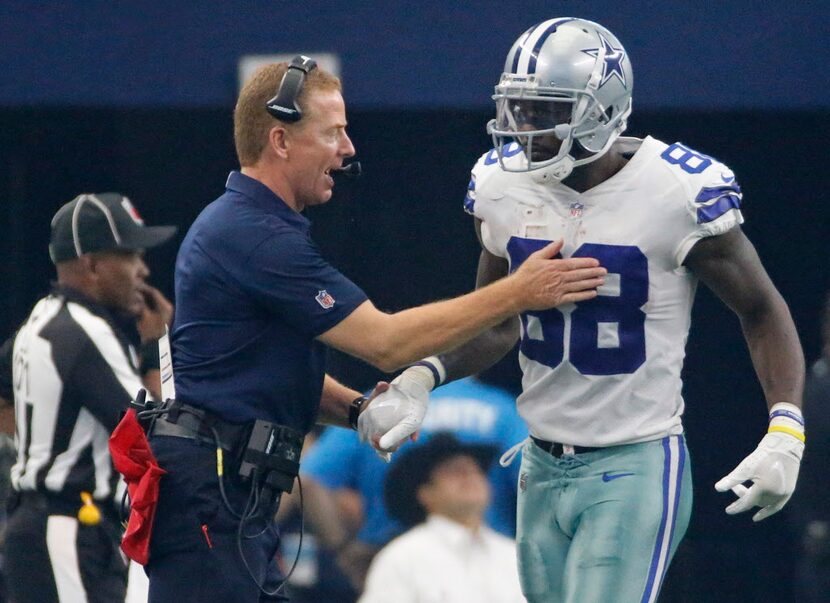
[149,402,248,451]
[531,436,601,457]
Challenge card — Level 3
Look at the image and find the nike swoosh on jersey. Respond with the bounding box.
[602,471,635,482]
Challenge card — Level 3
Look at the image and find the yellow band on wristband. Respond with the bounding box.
[768,425,806,443]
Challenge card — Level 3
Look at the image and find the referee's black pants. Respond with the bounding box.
[4,493,128,603]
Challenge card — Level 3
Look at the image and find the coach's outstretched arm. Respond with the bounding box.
[355,218,527,451]
[318,239,604,373]
[685,227,806,521]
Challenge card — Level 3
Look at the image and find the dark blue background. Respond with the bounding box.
[1,0,827,109]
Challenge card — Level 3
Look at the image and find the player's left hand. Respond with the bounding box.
[357,367,431,461]
[715,431,804,522]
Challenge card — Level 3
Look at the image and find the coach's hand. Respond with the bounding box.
[509,239,606,311]
[358,365,433,461]
[715,431,804,522]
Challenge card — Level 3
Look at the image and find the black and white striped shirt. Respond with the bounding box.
[0,287,145,511]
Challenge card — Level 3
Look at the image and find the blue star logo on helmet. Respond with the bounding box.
[581,32,628,88]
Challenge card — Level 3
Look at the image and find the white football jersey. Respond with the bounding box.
[465,136,743,446]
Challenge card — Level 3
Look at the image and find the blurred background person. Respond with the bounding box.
[298,376,526,595]
[360,432,524,603]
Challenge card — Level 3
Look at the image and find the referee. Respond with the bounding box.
[0,193,175,603]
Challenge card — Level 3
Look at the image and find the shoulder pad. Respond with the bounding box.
[465,146,518,216]
[479,143,526,170]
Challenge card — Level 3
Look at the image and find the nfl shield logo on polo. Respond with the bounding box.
[315,290,335,309]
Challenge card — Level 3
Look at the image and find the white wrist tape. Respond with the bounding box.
[768,402,805,442]
[407,356,446,391]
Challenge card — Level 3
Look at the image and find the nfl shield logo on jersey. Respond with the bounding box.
[315,290,335,309]
[569,201,584,218]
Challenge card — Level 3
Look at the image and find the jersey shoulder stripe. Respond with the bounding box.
[652,138,743,226]
[646,138,744,264]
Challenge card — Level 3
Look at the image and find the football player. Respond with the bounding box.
[360,17,806,603]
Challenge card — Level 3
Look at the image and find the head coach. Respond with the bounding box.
[142,57,606,602]
[0,193,175,603]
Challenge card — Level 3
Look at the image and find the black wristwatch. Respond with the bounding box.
[348,396,368,431]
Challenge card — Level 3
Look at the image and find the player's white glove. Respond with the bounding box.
[357,359,443,461]
[715,403,805,522]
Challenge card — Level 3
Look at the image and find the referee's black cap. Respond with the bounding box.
[49,193,177,264]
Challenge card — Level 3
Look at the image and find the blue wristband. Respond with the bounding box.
[768,409,804,426]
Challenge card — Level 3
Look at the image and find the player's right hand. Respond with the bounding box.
[511,239,606,310]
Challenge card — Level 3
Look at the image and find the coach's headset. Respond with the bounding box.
[265,55,361,178]
[265,55,316,123]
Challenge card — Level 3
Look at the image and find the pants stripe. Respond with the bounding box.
[663,438,687,581]
[640,436,683,603]
[46,515,89,603]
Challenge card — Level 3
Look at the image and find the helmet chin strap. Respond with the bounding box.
[532,155,575,183]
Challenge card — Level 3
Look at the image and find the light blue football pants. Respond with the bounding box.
[516,435,692,603]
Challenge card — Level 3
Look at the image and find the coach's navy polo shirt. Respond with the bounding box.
[171,171,367,433]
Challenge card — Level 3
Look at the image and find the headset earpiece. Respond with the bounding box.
[265,55,318,122]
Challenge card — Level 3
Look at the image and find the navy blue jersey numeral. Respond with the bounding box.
[660,142,713,174]
[570,244,647,374]
[506,238,565,367]
[507,238,648,376]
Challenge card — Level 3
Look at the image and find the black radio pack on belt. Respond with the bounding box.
[238,420,303,494]
[131,391,303,496]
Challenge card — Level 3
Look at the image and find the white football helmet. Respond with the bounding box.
[488,18,633,181]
